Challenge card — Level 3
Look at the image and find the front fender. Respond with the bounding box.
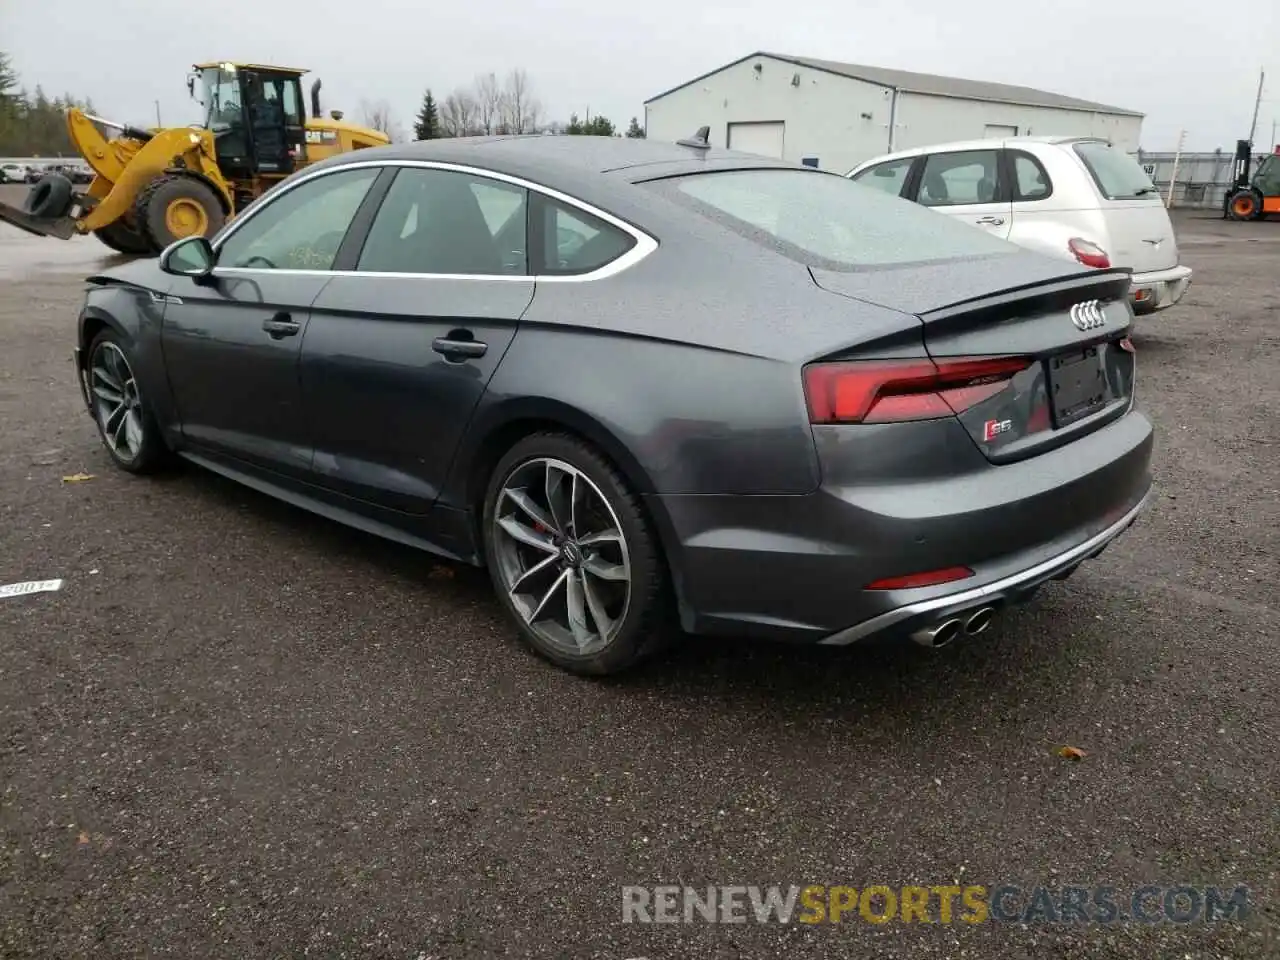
[79,276,181,446]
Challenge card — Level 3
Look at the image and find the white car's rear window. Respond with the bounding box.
[1073,141,1158,201]
[657,168,1016,268]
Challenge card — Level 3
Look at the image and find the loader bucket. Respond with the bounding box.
[0,198,79,240]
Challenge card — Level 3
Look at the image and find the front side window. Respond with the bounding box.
[657,168,1015,269]
[199,66,242,131]
[357,167,528,275]
[918,150,1002,206]
[217,166,379,270]
[850,157,914,196]
[533,196,636,275]
[1073,141,1158,200]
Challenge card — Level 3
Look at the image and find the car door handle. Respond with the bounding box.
[432,336,487,359]
[262,314,300,338]
[975,216,1005,225]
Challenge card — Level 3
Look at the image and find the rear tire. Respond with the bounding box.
[1227,188,1262,221]
[94,219,153,255]
[135,174,226,250]
[481,432,677,676]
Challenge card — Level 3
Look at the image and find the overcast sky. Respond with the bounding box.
[2,0,1276,152]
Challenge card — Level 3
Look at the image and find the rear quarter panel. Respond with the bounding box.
[1006,146,1109,264]
[466,303,820,497]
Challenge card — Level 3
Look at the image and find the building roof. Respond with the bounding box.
[645,52,1144,118]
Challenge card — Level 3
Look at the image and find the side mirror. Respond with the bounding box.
[159,235,215,279]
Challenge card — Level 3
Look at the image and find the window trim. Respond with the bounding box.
[915,149,1007,207]
[209,158,658,283]
[1004,148,1054,203]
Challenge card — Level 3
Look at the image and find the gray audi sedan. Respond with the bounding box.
[73,133,1153,675]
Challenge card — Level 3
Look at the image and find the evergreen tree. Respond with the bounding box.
[413,89,439,141]
[0,53,96,155]
[565,113,615,137]
[625,117,645,138]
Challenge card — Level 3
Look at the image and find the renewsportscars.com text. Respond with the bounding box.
[622,884,1252,925]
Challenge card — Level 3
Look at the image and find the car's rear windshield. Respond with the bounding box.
[645,168,1017,269]
[1072,141,1157,200]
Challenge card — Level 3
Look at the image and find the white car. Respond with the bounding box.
[847,136,1191,315]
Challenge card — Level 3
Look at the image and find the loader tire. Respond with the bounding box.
[94,219,154,256]
[135,175,226,250]
[24,173,74,219]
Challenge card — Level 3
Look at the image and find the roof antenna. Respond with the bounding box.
[676,125,711,149]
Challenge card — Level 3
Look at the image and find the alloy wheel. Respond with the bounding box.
[491,457,632,657]
[90,342,145,463]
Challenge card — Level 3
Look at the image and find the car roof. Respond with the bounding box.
[317,134,802,191]
[848,135,1106,171]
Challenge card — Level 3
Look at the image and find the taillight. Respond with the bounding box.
[1068,237,1111,268]
[803,356,1031,425]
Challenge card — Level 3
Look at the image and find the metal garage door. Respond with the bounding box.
[983,124,1019,138]
[728,121,786,158]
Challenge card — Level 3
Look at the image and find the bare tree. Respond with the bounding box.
[439,88,480,138]
[474,72,503,136]
[359,98,395,137]
[499,69,541,134]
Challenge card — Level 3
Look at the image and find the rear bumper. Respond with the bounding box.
[1129,264,1192,313]
[654,411,1154,644]
[818,490,1149,645]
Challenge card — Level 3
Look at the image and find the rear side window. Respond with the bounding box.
[1011,151,1052,201]
[532,195,636,276]
[1073,141,1157,200]
[356,167,528,276]
[850,157,913,196]
[657,168,1016,269]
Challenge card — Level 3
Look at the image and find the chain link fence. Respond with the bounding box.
[1133,148,1244,211]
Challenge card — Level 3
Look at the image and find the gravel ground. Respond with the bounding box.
[0,209,1277,959]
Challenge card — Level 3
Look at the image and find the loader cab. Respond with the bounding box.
[193,62,307,181]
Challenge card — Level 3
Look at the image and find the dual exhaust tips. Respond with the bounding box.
[910,606,996,648]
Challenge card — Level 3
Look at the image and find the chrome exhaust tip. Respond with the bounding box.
[910,617,963,648]
[964,606,996,636]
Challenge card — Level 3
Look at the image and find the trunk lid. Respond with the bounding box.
[1096,196,1180,273]
[1069,140,1179,274]
[811,255,1136,463]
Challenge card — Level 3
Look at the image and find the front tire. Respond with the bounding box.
[85,330,169,474]
[1228,189,1262,221]
[135,174,226,250]
[481,432,675,676]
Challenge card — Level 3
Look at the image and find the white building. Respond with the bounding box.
[644,53,1144,174]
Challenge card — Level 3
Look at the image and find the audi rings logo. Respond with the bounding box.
[1070,300,1107,331]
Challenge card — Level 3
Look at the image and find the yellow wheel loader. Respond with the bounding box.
[0,62,390,256]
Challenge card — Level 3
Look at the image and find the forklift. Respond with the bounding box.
[1223,138,1280,220]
